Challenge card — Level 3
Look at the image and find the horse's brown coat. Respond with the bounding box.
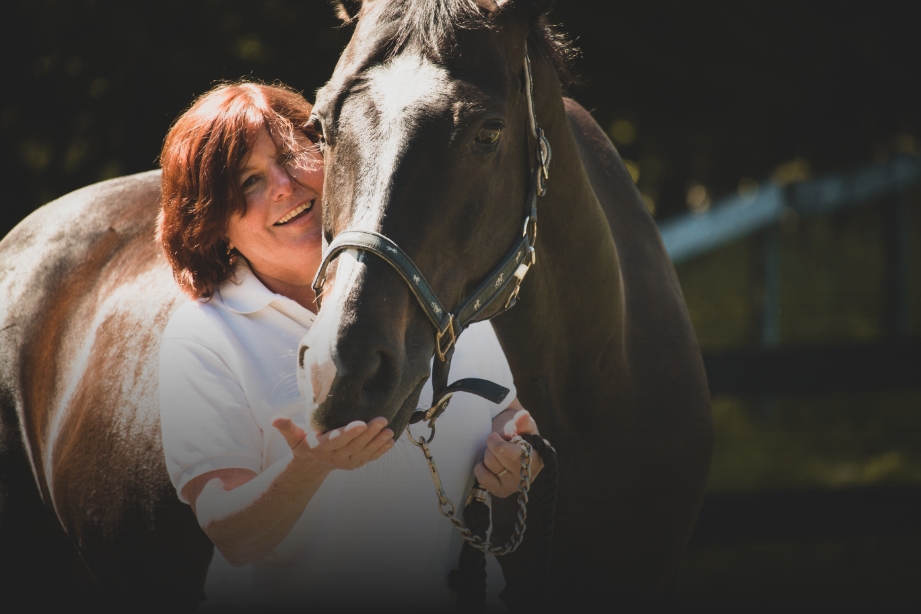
[0,172,211,607]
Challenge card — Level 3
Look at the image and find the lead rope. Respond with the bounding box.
[408,430,533,555]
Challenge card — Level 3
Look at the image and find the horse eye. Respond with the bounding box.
[475,125,502,145]
[307,115,326,145]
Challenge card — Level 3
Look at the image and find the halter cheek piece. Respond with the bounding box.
[311,51,551,435]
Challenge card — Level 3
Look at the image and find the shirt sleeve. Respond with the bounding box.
[159,324,264,504]
[451,321,518,419]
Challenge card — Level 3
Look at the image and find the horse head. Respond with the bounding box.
[298,0,554,435]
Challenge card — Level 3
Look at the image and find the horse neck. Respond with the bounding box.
[496,59,624,396]
[491,61,627,427]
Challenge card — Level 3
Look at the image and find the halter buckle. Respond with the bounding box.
[435,314,456,362]
[504,283,521,310]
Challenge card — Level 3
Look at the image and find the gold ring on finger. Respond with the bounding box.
[496,468,509,478]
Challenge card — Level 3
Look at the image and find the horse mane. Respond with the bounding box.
[370,0,577,85]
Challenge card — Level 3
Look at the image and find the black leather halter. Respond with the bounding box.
[312,51,551,432]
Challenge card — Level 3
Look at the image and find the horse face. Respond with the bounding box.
[298,8,532,436]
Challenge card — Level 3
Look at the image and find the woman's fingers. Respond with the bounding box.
[501,409,539,439]
[482,447,506,476]
[365,438,396,463]
[270,416,309,452]
[364,425,396,454]
[338,417,388,458]
[485,432,543,492]
[345,424,394,467]
[273,416,395,471]
[474,461,502,494]
[486,432,523,470]
[322,420,369,450]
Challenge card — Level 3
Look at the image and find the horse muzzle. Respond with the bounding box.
[297,249,430,436]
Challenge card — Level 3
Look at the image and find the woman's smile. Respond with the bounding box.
[275,199,315,226]
[226,125,325,304]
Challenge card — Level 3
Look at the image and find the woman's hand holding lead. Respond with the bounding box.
[474,408,543,498]
[271,415,395,472]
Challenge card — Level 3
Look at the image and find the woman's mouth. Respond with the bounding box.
[274,200,314,226]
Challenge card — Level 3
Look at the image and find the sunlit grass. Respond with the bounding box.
[707,393,921,492]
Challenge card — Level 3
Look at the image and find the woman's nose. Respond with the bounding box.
[269,164,295,200]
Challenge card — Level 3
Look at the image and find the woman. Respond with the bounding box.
[157,82,543,609]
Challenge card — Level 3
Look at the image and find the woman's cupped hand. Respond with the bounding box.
[271,416,396,472]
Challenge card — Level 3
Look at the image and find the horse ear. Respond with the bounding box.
[490,0,555,19]
[334,0,363,22]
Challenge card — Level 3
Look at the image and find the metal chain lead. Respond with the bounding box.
[409,427,532,556]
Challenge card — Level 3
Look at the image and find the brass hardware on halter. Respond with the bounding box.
[435,314,456,362]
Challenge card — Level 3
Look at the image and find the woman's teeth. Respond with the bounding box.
[275,201,313,225]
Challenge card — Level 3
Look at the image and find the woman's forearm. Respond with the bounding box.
[188,416,394,566]
[194,456,331,566]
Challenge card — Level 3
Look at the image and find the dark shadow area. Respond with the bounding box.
[678,487,921,609]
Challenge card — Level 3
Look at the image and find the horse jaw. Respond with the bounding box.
[297,249,362,433]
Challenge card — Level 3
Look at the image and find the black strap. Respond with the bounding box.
[409,376,510,425]
[313,230,452,334]
[314,230,533,340]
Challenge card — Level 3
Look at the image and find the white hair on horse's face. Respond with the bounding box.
[354,54,452,228]
[299,56,453,433]
[297,248,365,424]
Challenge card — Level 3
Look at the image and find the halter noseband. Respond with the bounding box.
[311,50,551,430]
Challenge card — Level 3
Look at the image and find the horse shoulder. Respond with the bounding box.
[563,97,711,417]
[0,171,210,602]
[561,98,713,594]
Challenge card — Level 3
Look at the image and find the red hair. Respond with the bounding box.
[157,82,315,300]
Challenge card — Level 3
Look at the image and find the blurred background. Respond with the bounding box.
[2,0,919,608]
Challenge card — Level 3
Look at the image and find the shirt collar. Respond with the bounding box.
[218,261,277,314]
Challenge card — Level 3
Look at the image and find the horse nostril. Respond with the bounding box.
[360,347,400,408]
[299,345,309,369]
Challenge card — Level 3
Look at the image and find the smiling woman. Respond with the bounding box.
[154,81,544,610]
[226,127,324,312]
[158,82,322,305]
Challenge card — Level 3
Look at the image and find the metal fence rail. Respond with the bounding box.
[656,154,921,393]
[659,154,921,265]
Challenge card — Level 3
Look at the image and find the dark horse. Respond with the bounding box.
[0,0,711,609]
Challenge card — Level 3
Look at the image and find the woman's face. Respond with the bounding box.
[227,126,324,291]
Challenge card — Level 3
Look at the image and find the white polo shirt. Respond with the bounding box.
[159,262,516,610]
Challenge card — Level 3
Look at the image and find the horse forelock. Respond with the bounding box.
[371,0,490,61]
[358,0,574,80]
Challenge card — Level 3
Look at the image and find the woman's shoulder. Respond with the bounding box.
[162,293,233,345]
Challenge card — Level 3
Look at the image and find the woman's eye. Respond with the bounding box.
[475,124,503,146]
[241,175,260,191]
